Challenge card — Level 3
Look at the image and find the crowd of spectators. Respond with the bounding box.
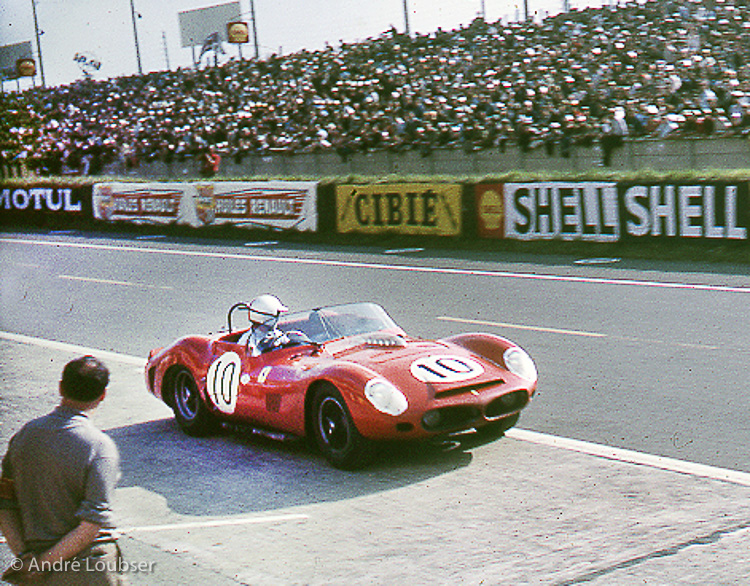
[4,0,750,176]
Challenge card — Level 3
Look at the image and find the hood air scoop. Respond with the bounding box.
[363,333,406,348]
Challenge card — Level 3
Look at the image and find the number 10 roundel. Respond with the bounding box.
[207,352,241,414]
[410,355,484,383]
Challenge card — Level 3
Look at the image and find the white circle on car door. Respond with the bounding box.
[410,354,484,383]
[207,352,241,414]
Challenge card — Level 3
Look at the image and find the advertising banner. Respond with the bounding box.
[227,22,249,44]
[0,184,91,222]
[497,181,748,242]
[93,183,188,224]
[336,183,462,236]
[503,182,620,242]
[619,182,748,240]
[93,181,318,231]
[475,183,505,239]
[192,181,318,231]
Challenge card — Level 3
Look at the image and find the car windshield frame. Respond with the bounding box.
[278,302,399,344]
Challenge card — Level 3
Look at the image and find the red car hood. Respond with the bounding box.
[325,334,508,392]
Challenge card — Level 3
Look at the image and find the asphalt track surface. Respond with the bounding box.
[1,231,749,584]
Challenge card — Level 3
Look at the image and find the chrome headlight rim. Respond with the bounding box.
[503,347,538,383]
[364,378,408,416]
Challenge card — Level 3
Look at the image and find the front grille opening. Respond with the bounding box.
[486,390,529,419]
[434,379,505,399]
[421,405,481,432]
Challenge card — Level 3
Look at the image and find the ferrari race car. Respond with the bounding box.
[145,301,537,468]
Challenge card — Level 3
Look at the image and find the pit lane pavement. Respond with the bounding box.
[1,333,749,585]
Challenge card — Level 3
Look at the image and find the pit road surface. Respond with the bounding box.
[1,232,749,584]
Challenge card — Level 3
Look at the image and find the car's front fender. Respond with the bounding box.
[439,332,517,367]
[306,360,428,440]
[146,336,213,404]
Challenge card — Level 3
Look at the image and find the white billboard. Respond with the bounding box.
[178,2,241,47]
[0,41,33,79]
[93,181,319,232]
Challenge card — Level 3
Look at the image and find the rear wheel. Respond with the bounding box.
[311,385,372,469]
[171,368,218,436]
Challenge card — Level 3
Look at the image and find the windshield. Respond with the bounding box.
[278,302,399,344]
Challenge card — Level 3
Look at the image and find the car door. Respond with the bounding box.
[230,342,316,435]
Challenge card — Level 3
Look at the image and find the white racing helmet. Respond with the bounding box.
[248,294,288,326]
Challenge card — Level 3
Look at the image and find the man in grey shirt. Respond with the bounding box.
[0,355,124,584]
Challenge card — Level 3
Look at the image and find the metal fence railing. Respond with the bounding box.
[7,137,750,180]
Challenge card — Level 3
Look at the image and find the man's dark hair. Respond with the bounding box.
[60,356,110,402]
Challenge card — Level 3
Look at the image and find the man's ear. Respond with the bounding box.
[81,391,106,412]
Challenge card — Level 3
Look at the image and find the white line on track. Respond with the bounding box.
[244,241,279,247]
[1,516,309,544]
[2,237,749,294]
[120,513,309,534]
[0,331,146,366]
[438,316,606,338]
[573,257,621,265]
[438,316,722,350]
[59,275,173,290]
[506,429,750,487]
[1,515,309,545]
[384,247,425,254]
[2,329,749,488]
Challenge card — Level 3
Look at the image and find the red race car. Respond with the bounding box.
[145,299,537,468]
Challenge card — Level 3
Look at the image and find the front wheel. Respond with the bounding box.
[311,386,372,469]
[171,368,218,436]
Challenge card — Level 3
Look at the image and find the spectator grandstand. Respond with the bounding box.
[3,0,750,176]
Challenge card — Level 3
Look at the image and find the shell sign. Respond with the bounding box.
[227,22,249,44]
[16,58,36,77]
[476,183,505,238]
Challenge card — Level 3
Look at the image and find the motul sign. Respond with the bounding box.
[0,188,82,212]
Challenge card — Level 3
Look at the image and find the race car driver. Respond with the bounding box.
[239,294,291,356]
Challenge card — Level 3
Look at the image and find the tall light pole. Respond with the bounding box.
[402,0,411,35]
[30,0,45,87]
[249,0,259,59]
[130,0,143,74]
[162,31,171,70]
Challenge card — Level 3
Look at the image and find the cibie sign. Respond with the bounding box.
[336,183,462,236]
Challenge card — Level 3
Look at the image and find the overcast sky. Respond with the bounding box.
[2,0,606,89]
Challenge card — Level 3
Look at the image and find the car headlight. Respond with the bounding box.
[503,347,538,383]
[365,379,408,416]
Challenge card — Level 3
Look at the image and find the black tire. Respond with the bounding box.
[311,386,372,469]
[171,368,218,436]
[475,413,520,441]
